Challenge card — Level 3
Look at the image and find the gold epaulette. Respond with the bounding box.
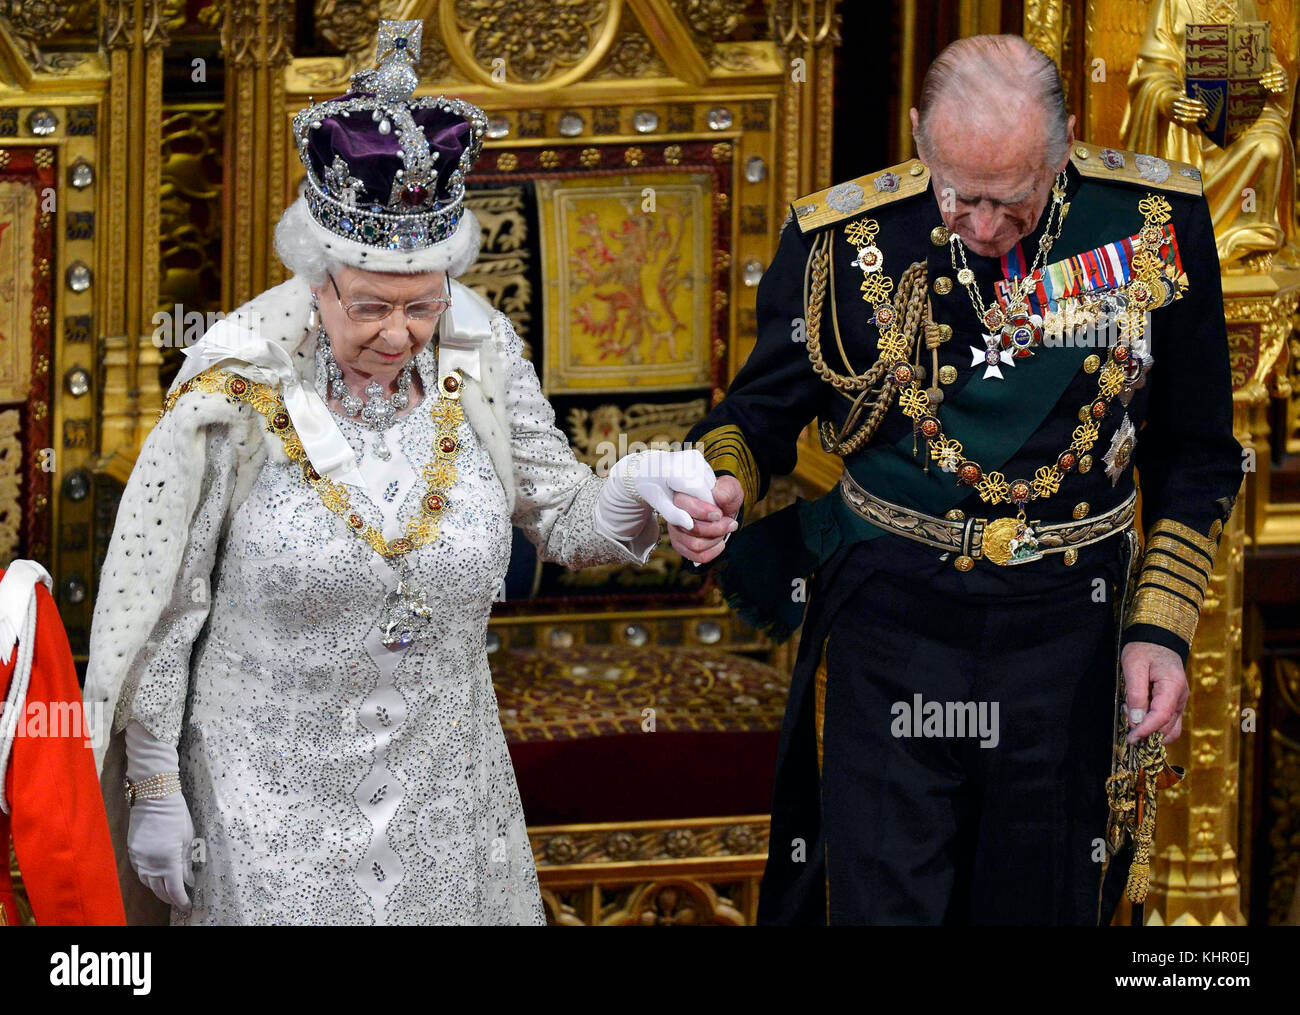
[791,159,930,234]
[1070,140,1203,196]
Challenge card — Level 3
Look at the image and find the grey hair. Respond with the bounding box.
[914,35,1069,168]
[273,198,345,286]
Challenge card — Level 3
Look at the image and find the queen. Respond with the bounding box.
[83,21,719,926]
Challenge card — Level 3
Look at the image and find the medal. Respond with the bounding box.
[380,556,435,649]
[970,334,1015,380]
[981,514,1043,566]
[948,173,1068,377]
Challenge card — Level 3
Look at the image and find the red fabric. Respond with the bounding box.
[507,731,779,825]
[0,574,124,925]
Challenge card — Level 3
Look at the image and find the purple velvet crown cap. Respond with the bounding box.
[306,93,473,210]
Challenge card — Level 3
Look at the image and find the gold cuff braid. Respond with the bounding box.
[695,424,760,511]
[1124,518,1220,646]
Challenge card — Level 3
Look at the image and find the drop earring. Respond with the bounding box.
[308,290,320,331]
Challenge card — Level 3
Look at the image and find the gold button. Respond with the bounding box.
[1077,406,1092,423]
[956,268,974,286]
[1078,454,1093,474]
[1063,548,1078,566]
[930,226,949,246]
[910,163,924,176]
[939,364,957,384]
[945,508,966,521]
[1072,501,1090,519]
[937,324,952,342]
[1083,354,1101,373]
[933,276,952,295]
[1075,145,1089,158]
[954,554,974,571]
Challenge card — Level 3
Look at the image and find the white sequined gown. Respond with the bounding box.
[124,318,655,925]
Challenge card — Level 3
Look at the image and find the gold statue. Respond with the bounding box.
[1121,0,1295,267]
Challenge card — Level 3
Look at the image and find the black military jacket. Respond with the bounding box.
[689,142,1243,664]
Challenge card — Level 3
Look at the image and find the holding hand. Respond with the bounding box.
[669,474,743,565]
[595,449,721,549]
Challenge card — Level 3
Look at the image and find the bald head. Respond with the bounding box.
[915,34,1069,168]
[910,35,1075,257]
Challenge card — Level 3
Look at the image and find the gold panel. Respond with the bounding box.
[538,172,713,393]
[0,181,35,403]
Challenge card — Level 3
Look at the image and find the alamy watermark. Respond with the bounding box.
[891,693,1000,748]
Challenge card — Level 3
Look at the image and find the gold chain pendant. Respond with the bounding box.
[895,193,1178,522]
[163,364,466,566]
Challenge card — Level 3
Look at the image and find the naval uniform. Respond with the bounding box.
[687,143,1244,925]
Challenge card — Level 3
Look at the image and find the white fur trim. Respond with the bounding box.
[274,195,481,280]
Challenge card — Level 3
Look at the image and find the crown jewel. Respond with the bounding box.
[291,20,488,252]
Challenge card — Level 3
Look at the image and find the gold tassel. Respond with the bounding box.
[1125,839,1151,903]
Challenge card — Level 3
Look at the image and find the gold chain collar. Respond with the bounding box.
[161,365,467,561]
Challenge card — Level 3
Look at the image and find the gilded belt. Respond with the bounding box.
[838,470,1137,569]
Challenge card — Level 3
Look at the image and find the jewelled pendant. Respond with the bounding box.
[380,570,433,649]
[373,436,391,461]
[971,334,1015,380]
[982,515,1043,565]
[1000,309,1043,359]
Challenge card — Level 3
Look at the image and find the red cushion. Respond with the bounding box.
[491,645,788,824]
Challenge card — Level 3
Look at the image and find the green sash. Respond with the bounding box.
[719,183,1147,640]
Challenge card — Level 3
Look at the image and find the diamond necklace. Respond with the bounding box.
[316,324,415,461]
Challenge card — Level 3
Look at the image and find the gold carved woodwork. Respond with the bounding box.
[0,409,21,562]
[460,185,534,345]
[1267,659,1300,924]
[221,0,293,306]
[444,0,619,88]
[98,0,169,486]
[313,0,379,69]
[0,181,35,404]
[1142,466,1249,924]
[532,816,767,924]
[159,105,224,384]
[768,0,842,494]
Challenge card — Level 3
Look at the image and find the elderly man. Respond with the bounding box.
[673,34,1243,925]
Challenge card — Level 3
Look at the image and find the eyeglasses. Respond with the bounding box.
[327,272,452,323]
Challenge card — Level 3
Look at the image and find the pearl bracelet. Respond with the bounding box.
[123,772,182,805]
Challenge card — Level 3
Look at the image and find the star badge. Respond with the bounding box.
[1103,412,1137,486]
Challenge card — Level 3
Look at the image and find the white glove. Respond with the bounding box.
[597,449,718,533]
[125,720,194,909]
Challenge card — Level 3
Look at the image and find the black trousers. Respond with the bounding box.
[757,529,1137,926]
